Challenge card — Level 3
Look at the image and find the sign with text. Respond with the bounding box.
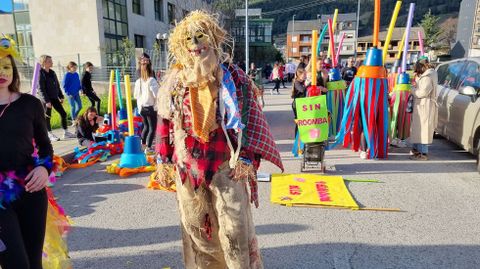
[295,95,329,143]
[271,174,359,209]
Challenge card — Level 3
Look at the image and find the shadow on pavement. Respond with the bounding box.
[56,182,144,218]
[72,243,480,269]
[69,223,309,252]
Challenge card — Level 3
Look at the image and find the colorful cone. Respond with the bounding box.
[326,68,347,137]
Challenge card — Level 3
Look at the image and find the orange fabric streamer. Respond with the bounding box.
[189,83,218,143]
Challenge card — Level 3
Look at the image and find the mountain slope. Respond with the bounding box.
[250,0,460,35]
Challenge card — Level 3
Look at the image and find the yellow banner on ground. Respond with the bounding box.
[271,174,359,209]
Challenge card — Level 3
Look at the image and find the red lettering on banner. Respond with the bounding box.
[289,185,302,195]
[315,181,332,202]
[297,118,328,126]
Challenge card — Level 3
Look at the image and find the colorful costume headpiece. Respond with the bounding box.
[0,35,21,60]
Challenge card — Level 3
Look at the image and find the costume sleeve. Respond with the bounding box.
[149,78,159,98]
[38,70,50,103]
[414,76,433,99]
[33,98,54,173]
[134,80,141,100]
[155,115,173,161]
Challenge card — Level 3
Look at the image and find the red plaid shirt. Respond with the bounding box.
[156,87,250,188]
[156,64,282,188]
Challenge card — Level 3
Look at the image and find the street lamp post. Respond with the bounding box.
[156,33,169,71]
[292,15,296,59]
[354,0,361,60]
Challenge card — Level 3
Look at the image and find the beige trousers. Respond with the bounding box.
[176,163,263,269]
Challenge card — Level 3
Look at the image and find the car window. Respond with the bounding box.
[437,61,466,90]
[457,61,480,92]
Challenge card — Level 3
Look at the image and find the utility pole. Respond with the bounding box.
[293,15,296,59]
[354,0,361,60]
[245,0,249,71]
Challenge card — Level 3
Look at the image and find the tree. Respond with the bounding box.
[420,9,443,50]
[212,0,243,30]
[441,18,458,47]
[117,37,135,68]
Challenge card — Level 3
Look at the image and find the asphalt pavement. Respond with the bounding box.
[51,82,480,269]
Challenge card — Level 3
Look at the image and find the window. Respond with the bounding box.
[168,3,176,25]
[389,53,395,58]
[132,0,142,15]
[437,61,466,89]
[457,61,480,90]
[292,47,297,53]
[154,0,163,21]
[103,0,128,65]
[300,46,310,53]
[300,35,311,42]
[291,36,297,42]
[346,34,354,39]
[134,34,145,48]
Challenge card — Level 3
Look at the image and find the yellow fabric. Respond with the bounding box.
[189,83,218,142]
[270,174,359,209]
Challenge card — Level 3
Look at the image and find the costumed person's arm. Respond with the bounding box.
[155,115,173,162]
[26,98,54,192]
[413,75,433,99]
[38,70,51,103]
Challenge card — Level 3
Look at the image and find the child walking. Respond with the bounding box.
[81,62,101,114]
[62,61,83,125]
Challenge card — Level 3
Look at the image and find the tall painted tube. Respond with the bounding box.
[316,24,328,57]
[418,31,425,56]
[311,30,318,88]
[335,33,346,65]
[373,0,381,47]
[382,1,402,62]
[115,69,124,110]
[396,31,407,60]
[124,75,134,137]
[111,84,117,131]
[327,9,339,59]
[402,3,415,72]
[30,62,41,96]
[108,70,115,114]
[328,19,336,67]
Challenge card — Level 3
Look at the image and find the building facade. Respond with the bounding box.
[357,27,424,64]
[5,0,211,68]
[231,8,274,67]
[286,13,357,63]
[452,0,480,58]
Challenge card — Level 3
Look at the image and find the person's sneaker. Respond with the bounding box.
[390,138,399,147]
[62,131,76,139]
[409,148,420,156]
[48,133,60,142]
[397,140,408,148]
[409,154,428,161]
[360,151,368,159]
[144,147,156,155]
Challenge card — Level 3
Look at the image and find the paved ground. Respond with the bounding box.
[51,82,480,269]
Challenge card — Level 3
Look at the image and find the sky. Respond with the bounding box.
[0,0,13,13]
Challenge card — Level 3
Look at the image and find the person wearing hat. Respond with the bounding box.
[409,56,438,160]
[134,53,159,155]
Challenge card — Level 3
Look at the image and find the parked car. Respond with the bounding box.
[435,58,480,172]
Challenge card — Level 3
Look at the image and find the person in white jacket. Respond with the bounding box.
[134,53,159,154]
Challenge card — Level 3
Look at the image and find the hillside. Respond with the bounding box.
[250,0,460,35]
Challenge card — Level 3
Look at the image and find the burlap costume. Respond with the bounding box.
[155,11,283,269]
